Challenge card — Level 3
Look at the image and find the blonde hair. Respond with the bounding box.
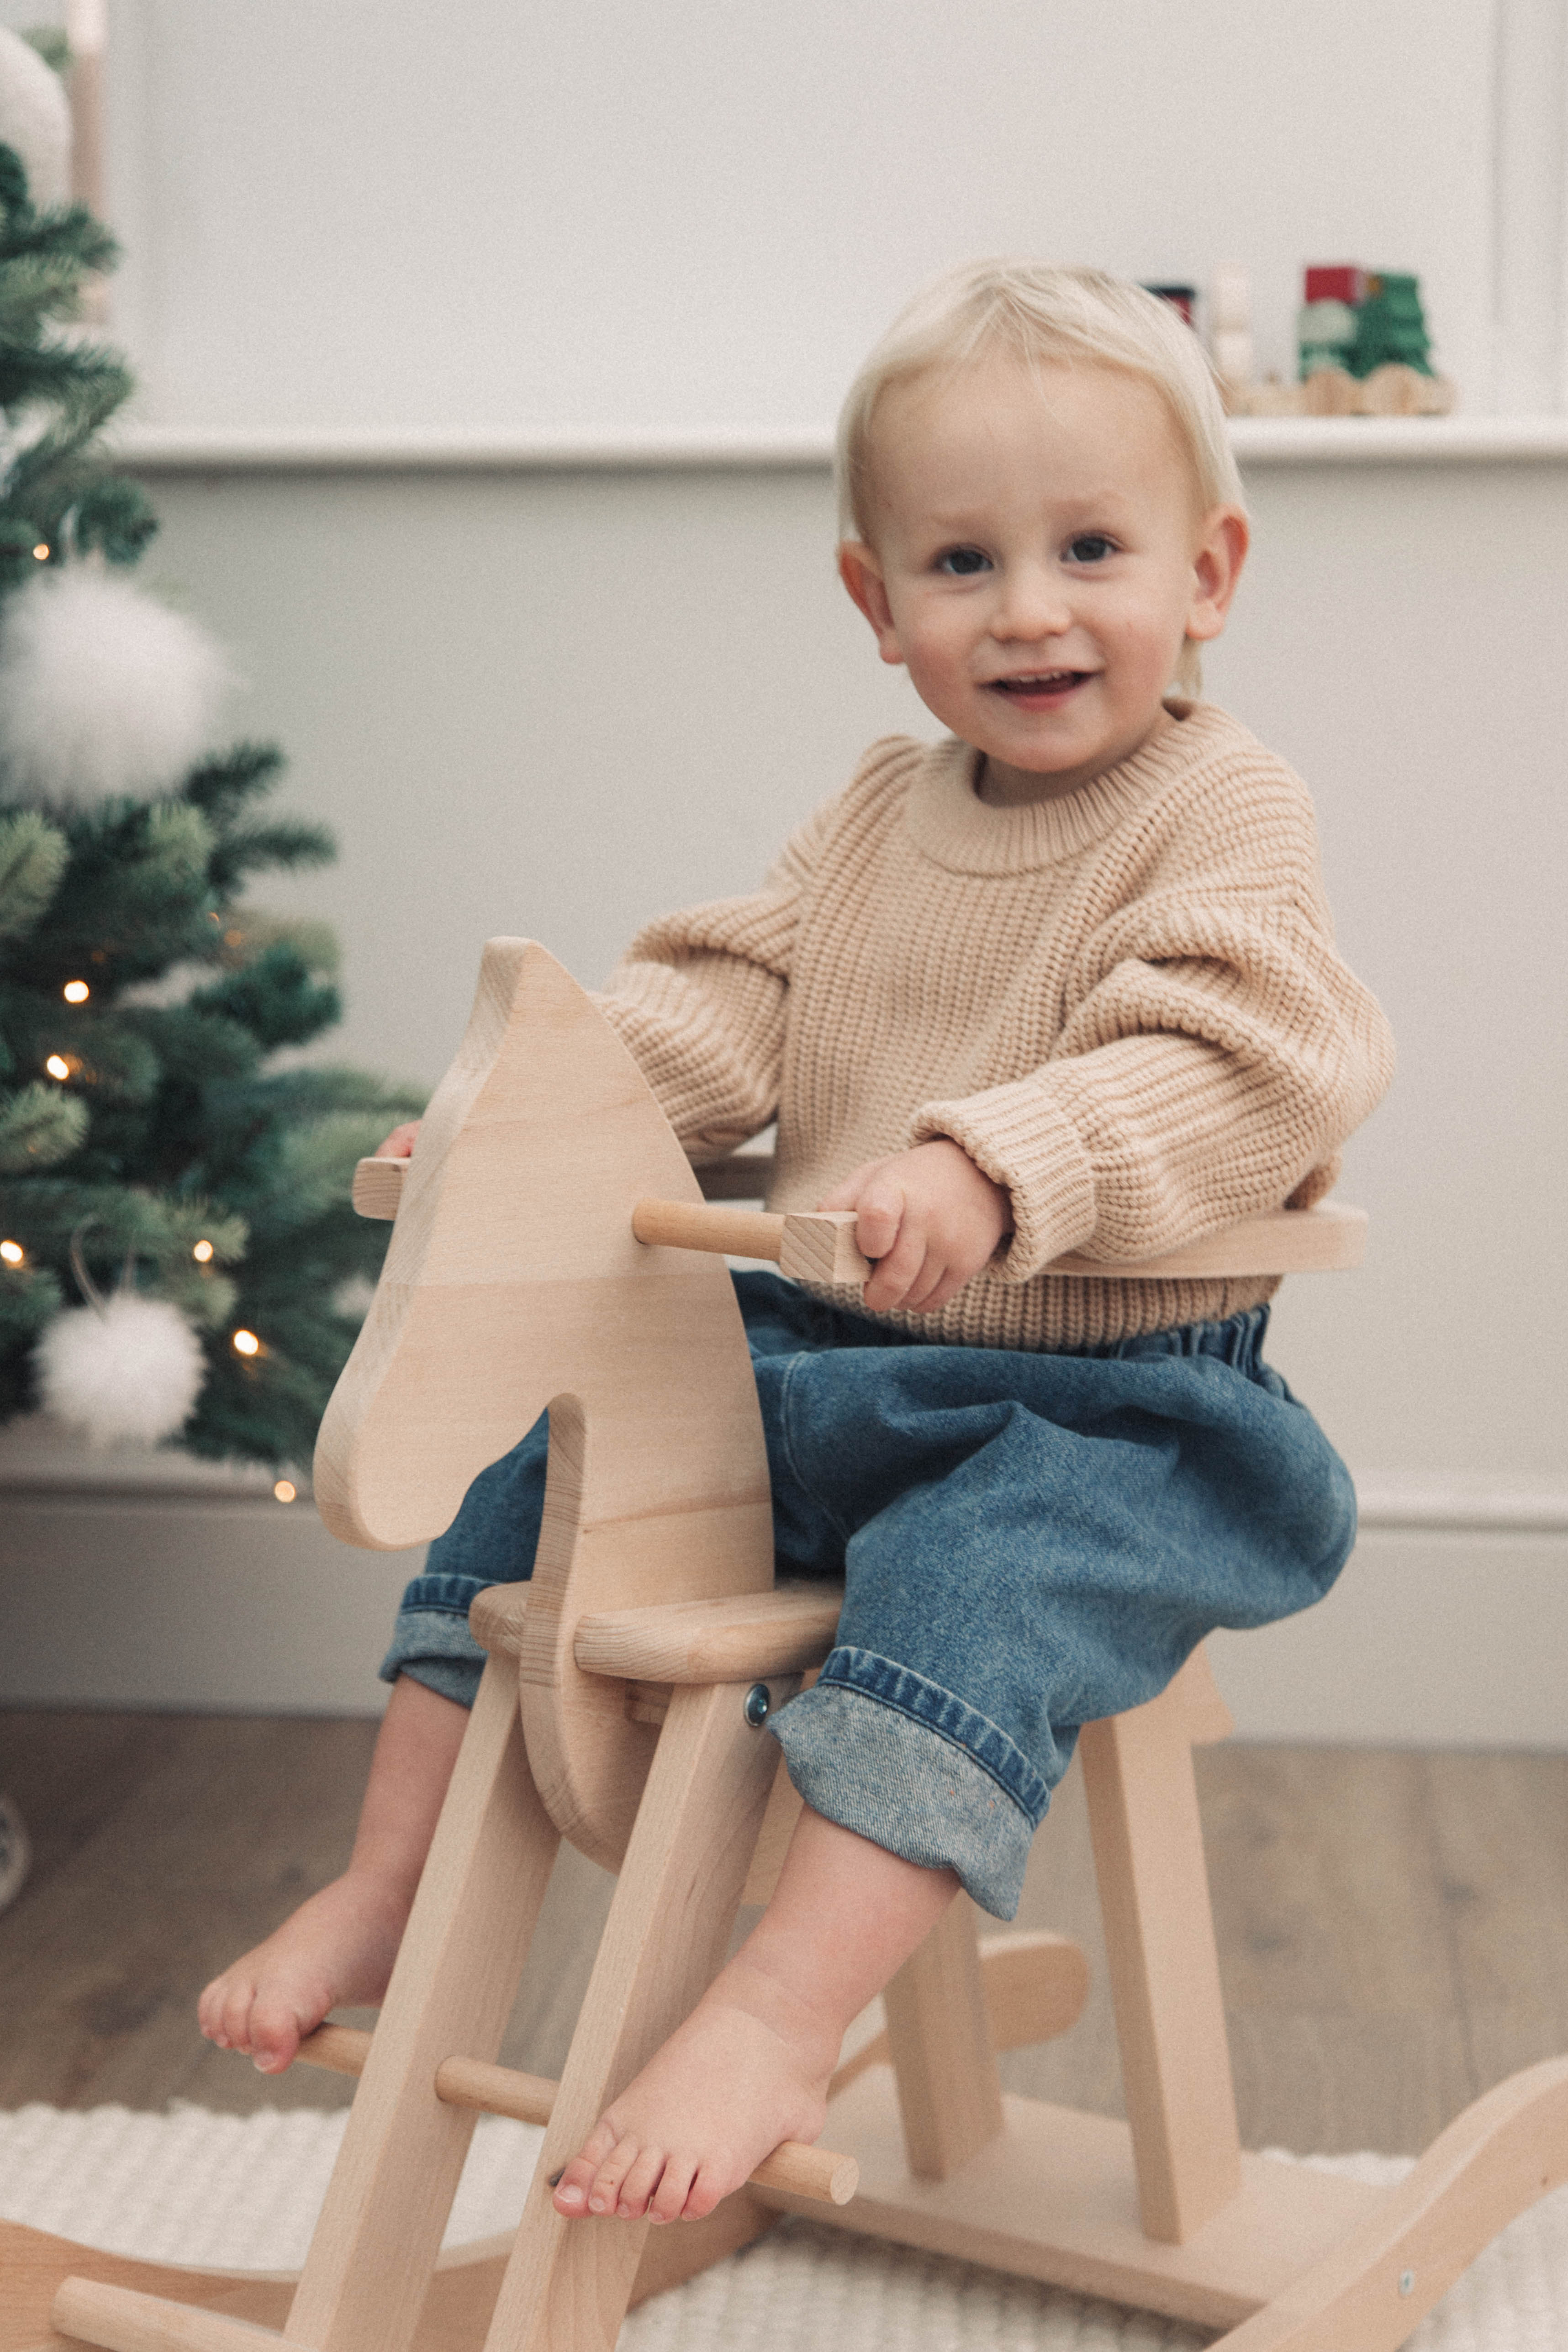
[835,260,1245,695]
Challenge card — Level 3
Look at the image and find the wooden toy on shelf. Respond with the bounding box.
[11,938,1565,2352]
[1220,262,1456,418]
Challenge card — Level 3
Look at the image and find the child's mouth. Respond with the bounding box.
[987,670,1093,706]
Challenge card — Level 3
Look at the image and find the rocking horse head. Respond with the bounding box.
[314,939,774,1865]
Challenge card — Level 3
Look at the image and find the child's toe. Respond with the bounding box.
[648,2155,699,2225]
[247,1996,305,2074]
[585,2136,642,2215]
[613,2144,668,2218]
[681,2160,730,2224]
[212,1978,258,2054]
[551,2120,617,2217]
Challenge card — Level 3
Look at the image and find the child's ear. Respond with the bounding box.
[1185,506,1249,644]
[839,541,905,666]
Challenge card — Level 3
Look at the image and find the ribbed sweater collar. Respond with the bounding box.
[901,699,1238,875]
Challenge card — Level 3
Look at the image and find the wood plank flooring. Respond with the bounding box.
[1,1709,1564,2159]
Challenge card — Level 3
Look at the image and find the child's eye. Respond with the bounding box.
[1066,533,1117,564]
[935,546,991,576]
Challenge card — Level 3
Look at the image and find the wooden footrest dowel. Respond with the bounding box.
[291,2025,857,2205]
[53,2275,285,2352]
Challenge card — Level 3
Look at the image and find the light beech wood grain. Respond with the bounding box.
[575,1583,841,1684]
[1,2216,504,2352]
[830,1930,1092,2099]
[765,2073,1383,2333]
[1047,1202,1367,1279]
[282,1659,557,2352]
[631,1197,871,1284]
[480,1676,802,2352]
[348,1157,405,1220]
[1080,1656,1244,2245]
[882,1895,1005,2179]
[357,1156,1364,1281]
[322,943,775,1873]
[1207,2057,1568,2351]
[53,2277,287,2352]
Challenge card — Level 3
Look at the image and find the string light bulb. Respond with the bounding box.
[232,1328,261,1357]
[63,980,90,1003]
[0,1240,23,1266]
[192,1239,214,1263]
[45,1054,69,1081]
[273,1479,297,1503]
[32,543,48,561]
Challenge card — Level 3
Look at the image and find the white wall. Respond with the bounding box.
[125,444,1567,1495]
[5,0,1564,422]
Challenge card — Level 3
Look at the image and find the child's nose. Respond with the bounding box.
[991,563,1073,643]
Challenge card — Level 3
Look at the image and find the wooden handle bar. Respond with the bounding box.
[293,2025,857,2206]
[631,1196,871,1284]
[353,1157,1364,1279]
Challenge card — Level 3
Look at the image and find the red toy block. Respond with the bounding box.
[1304,265,1365,306]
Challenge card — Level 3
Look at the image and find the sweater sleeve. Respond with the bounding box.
[591,795,836,1161]
[912,780,1396,1282]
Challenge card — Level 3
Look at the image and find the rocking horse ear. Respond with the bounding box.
[312,939,732,1551]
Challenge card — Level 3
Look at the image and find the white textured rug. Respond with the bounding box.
[4,2104,1567,2349]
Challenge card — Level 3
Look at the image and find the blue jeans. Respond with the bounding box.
[382,1272,1355,1918]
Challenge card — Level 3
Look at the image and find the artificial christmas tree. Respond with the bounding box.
[0,116,420,1468]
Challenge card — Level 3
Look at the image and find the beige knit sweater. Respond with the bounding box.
[596,701,1395,1350]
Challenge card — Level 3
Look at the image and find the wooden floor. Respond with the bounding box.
[1,1709,1564,2159]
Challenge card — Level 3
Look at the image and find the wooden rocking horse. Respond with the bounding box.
[5,937,1565,2352]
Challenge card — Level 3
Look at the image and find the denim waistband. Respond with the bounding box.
[781,1285,1272,1381]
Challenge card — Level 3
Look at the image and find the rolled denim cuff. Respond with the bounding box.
[378,1573,494,1710]
[767,1646,1048,1920]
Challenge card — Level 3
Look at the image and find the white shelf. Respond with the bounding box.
[106,414,1568,475]
[106,422,836,473]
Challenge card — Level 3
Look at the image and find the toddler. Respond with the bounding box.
[201,261,1394,2231]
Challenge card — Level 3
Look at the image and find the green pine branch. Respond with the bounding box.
[0,135,427,1461]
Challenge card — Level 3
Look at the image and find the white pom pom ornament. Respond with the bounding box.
[37,1290,206,1446]
[0,566,235,806]
[0,27,71,210]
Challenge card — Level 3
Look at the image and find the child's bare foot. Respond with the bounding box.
[198,1873,411,2074]
[199,1674,467,2077]
[550,1957,839,2225]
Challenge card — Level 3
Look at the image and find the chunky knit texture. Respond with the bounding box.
[597,701,1394,1350]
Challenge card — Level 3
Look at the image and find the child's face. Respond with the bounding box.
[839,353,1247,804]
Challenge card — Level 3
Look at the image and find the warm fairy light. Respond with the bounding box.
[63,980,90,1002]
[232,1328,261,1356]
[273,1479,297,1503]
[192,1238,214,1262]
[32,543,48,561]
[45,1054,70,1080]
[0,1240,22,1266]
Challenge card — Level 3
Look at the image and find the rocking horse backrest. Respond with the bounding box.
[314,940,773,1869]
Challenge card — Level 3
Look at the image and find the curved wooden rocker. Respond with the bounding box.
[16,938,1565,2352]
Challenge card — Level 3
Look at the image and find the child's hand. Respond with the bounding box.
[376,1120,421,1159]
[819,1139,1011,1315]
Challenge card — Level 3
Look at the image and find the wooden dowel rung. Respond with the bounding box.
[291,2025,856,2207]
[52,2275,284,2351]
[294,2020,371,2077]
[351,1156,407,1220]
[751,2141,860,2206]
[631,1196,783,1262]
[433,2052,556,2125]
